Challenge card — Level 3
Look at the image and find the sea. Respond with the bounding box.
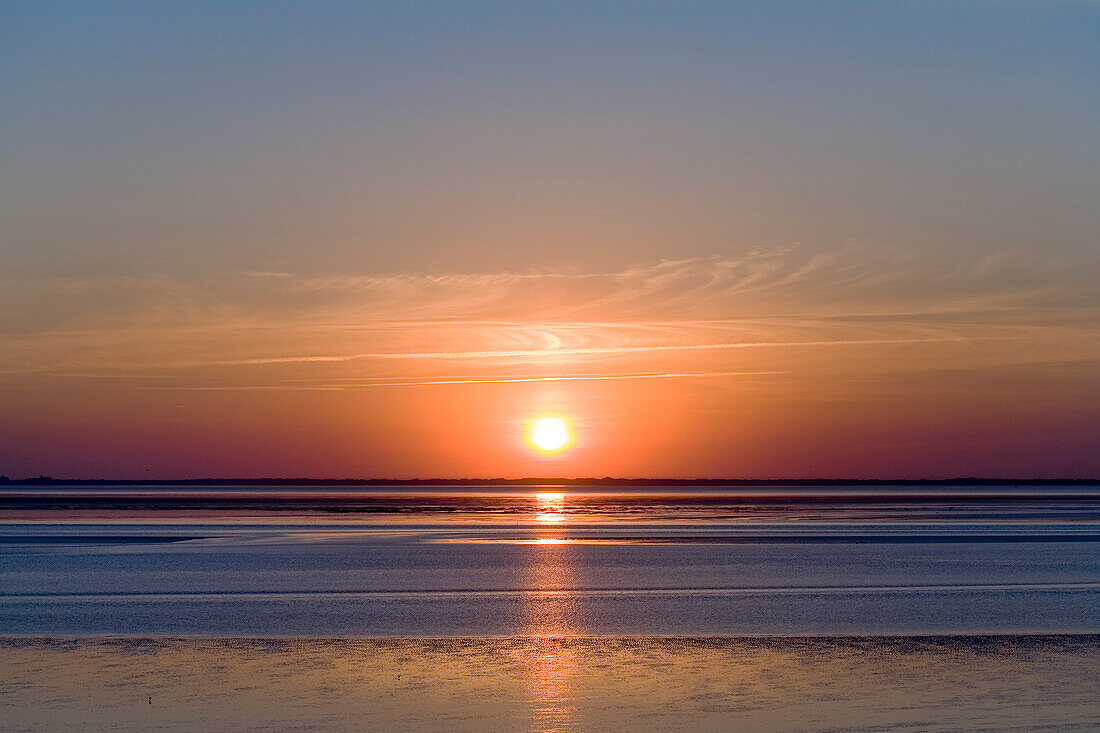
[2,483,1099,731]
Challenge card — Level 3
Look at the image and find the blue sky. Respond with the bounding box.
[4,1,1097,275]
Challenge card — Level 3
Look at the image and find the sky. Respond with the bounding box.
[2,1,1098,479]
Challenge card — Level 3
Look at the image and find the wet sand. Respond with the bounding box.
[2,635,1099,732]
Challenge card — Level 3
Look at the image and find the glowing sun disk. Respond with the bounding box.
[527,416,573,454]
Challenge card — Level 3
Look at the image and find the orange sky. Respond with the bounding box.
[3,249,1098,478]
[2,3,1098,478]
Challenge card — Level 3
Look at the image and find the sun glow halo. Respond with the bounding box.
[526,416,574,454]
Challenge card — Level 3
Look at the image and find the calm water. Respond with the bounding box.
[3,485,1100,731]
[2,484,1099,636]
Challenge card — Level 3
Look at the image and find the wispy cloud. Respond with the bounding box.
[185,336,990,366]
[130,370,786,390]
[1,245,1096,388]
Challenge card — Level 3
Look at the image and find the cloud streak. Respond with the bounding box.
[1,246,1096,387]
[186,336,991,367]
[128,370,786,390]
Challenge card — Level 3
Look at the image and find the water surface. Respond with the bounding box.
[2,485,1099,636]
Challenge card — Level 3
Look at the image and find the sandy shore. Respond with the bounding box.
[3,635,1099,732]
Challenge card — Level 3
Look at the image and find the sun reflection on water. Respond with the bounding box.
[534,492,567,524]
[522,498,578,733]
[527,636,575,733]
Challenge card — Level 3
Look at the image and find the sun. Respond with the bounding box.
[526,416,574,454]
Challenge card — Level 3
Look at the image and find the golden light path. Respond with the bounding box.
[535,491,567,523]
[524,488,577,732]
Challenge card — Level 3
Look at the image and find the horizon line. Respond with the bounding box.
[3,476,1099,486]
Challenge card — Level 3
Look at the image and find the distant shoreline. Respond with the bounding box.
[2,477,1098,487]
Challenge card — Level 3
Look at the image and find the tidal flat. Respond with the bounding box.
[3,485,1100,730]
[3,635,1100,732]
